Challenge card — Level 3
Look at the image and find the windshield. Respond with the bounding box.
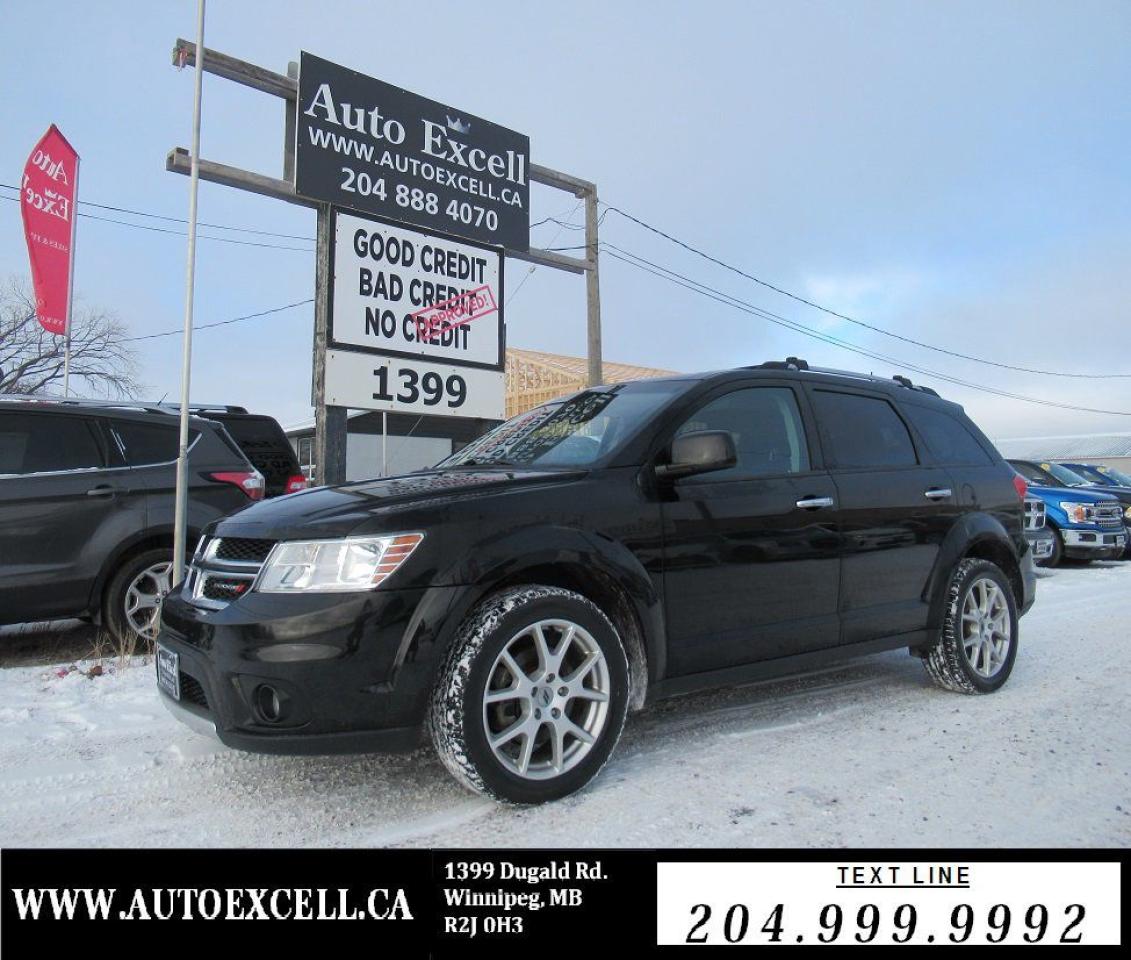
[1095,465,1131,486]
[1066,463,1131,487]
[438,380,688,469]
[1040,461,1090,487]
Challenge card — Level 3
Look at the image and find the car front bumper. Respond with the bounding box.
[1060,527,1127,560]
[156,583,464,755]
[1024,528,1056,561]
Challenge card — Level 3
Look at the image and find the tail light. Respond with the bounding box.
[284,474,309,495]
[1012,474,1027,502]
[210,469,265,501]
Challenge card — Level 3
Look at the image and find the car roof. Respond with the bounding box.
[579,360,961,411]
[0,396,216,429]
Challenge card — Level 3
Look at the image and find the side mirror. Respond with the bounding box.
[655,430,737,480]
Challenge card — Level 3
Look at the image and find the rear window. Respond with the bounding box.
[902,404,993,466]
[811,391,917,469]
[0,411,104,475]
[111,419,196,466]
[213,415,292,454]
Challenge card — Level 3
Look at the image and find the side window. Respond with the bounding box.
[111,420,182,466]
[902,404,993,466]
[673,387,811,480]
[0,412,104,475]
[811,391,917,469]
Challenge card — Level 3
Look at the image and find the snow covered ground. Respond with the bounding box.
[1,562,1128,848]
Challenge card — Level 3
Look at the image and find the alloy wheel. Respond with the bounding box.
[481,619,611,780]
[960,577,1011,678]
[124,561,173,642]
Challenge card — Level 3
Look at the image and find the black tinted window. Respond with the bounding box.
[0,412,104,474]
[675,387,811,479]
[812,391,917,468]
[112,420,183,466]
[903,404,993,465]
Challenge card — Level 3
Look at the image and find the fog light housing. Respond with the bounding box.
[254,684,288,723]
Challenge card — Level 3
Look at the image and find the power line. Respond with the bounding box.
[602,242,1131,417]
[602,203,1131,380]
[0,181,313,242]
[122,299,313,342]
[0,193,313,253]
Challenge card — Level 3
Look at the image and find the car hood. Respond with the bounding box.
[1025,484,1122,504]
[209,467,584,540]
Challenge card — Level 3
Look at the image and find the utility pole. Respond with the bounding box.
[585,186,602,387]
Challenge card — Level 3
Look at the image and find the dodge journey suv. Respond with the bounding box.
[158,360,1036,803]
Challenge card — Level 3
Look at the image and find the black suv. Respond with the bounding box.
[0,398,264,646]
[182,405,306,499]
[158,361,1036,803]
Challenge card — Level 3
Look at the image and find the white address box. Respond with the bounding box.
[656,861,1121,946]
[325,350,504,420]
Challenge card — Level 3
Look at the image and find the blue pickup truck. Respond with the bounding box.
[1009,460,1128,566]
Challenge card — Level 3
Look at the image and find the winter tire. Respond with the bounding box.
[923,558,1018,694]
[103,548,174,651]
[429,585,630,804]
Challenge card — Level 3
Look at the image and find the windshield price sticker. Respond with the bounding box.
[656,861,1121,946]
[324,349,504,420]
[330,210,504,371]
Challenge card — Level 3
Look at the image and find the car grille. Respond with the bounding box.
[214,537,275,563]
[1095,503,1124,528]
[179,672,208,709]
[1023,498,1046,530]
[184,536,275,609]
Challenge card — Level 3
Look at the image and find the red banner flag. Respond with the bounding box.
[20,125,80,336]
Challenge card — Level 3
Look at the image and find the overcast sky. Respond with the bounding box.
[2,0,1128,437]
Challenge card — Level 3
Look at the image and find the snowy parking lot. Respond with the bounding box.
[1,562,1128,849]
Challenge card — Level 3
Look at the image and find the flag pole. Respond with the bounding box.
[172,0,206,588]
[62,154,79,397]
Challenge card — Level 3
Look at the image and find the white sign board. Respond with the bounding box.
[325,350,505,420]
[330,209,503,369]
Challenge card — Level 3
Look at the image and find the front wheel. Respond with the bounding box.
[430,585,630,804]
[923,558,1018,694]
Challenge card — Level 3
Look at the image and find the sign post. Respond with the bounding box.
[172,0,207,587]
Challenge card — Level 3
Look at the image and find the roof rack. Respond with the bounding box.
[890,375,939,397]
[741,363,943,398]
[0,395,250,415]
[750,356,809,371]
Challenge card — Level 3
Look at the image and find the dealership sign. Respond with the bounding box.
[326,209,505,420]
[296,52,530,252]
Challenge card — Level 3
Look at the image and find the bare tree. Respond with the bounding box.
[0,275,143,398]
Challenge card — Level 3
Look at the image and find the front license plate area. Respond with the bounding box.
[156,646,180,701]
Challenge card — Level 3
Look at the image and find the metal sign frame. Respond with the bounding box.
[167,39,601,485]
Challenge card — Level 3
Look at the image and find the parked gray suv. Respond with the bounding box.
[0,398,264,646]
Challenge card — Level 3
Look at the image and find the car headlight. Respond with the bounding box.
[1059,502,1095,524]
[255,533,423,593]
[1125,505,1131,521]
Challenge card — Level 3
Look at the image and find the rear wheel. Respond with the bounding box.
[103,548,174,652]
[923,558,1018,694]
[430,585,629,804]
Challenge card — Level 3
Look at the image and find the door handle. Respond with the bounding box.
[924,487,953,500]
[85,485,117,498]
[796,496,835,510]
